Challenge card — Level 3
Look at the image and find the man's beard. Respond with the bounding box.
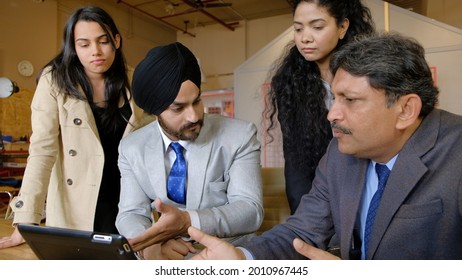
[158,116,204,141]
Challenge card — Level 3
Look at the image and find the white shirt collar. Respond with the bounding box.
[371,154,398,171]
[157,122,191,153]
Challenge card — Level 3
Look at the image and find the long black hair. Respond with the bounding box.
[264,0,375,170]
[43,6,130,132]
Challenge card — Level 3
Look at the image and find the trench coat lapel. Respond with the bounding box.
[62,97,99,139]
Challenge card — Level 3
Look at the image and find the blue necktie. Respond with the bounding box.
[167,142,187,204]
[364,163,390,257]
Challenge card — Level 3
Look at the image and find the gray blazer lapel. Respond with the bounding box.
[145,128,168,199]
[186,126,213,209]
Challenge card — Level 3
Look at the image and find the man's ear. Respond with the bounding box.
[395,93,422,130]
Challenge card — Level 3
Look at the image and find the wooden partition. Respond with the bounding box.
[258,167,290,234]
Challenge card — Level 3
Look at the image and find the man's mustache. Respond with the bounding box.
[331,122,352,134]
[181,119,203,131]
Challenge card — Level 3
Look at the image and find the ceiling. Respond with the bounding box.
[112,1,460,38]
[115,0,293,37]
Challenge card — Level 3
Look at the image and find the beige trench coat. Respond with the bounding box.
[11,69,146,230]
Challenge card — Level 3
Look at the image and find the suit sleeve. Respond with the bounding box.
[244,141,336,259]
[116,137,154,238]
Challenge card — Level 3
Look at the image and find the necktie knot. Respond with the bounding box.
[375,163,390,190]
[170,142,184,155]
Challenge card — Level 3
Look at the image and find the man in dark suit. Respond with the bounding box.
[187,32,462,260]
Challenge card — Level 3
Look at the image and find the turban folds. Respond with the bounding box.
[132,42,201,115]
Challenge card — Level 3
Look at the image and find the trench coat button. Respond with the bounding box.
[73,118,82,125]
[69,149,77,156]
[67,179,73,185]
[15,200,24,208]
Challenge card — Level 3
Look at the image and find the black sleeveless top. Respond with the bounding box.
[91,101,132,234]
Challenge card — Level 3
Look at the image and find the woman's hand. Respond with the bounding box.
[0,226,26,249]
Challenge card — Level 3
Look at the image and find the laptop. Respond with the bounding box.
[17,224,137,260]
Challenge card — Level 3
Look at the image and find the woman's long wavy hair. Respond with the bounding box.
[42,6,130,132]
[264,0,375,170]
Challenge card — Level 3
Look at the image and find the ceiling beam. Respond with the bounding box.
[117,0,196,37]
[180,0,235,31]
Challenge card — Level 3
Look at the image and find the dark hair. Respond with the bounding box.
[43,6,130,132]
[330,32,438,117]
[264,0,375,170]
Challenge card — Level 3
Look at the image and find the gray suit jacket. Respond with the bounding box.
[246,109,462,259]
[116,114,263,243]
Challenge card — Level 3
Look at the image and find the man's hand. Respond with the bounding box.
[188,226,246,260]
[293,238,341,260]
[129,198,191,251]
[161,238,197,260]
[140,238,197,260]
[0,226,26,249]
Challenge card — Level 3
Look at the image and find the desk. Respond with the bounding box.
[0,186,20,219]
[1,175,23,219]
[0,150,28,177]
[0,211,37,259]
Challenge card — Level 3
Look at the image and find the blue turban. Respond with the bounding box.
[132,42,201,115]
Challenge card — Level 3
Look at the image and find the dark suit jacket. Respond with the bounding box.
[246,109,462,259]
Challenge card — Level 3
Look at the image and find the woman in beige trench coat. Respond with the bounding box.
[0,6,145,249]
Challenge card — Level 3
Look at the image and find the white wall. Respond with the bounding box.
[177,14,292,91]
[234,28,292,133]
[387,4,462,115]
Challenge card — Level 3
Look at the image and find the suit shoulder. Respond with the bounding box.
[437,110,462,142]
[122,120,158,145]
[203,114,257,144]
[440,109,462,126]
[206,114,256,130]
